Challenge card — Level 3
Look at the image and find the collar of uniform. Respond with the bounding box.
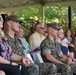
[47,37,56,43]
[5,33,16,42]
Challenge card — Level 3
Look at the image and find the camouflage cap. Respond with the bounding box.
[47,22,58,30]
[5,15,19,23]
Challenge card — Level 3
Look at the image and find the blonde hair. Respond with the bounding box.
[0,28,5,38]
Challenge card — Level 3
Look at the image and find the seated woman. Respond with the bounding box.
[57,28,72,64]
[68,33,76,62]
[63,28,74,46]
[16,27,31,53]
[16,27,40,63]
[0,14,29,75]
[68,33,76,75]
[16,27,40,53]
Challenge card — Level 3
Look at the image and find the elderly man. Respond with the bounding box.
[29,22,46,48]
[40,22,76,75]
[3,15,39,75]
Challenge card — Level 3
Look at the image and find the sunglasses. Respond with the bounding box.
[0,17,3,21]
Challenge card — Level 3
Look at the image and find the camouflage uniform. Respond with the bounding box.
[6,34,58,75]
[38,63,57,75]
[6,34,39,75]
[40,37,76,75]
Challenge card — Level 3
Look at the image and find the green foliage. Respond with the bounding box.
[16,6,42,21]
[16,6,76,36]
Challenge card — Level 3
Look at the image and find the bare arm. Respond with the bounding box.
[70,52,76,62]
[72,58,76,62]
[11,54,22,62]
[0,56,10,64]
[11,54,31,67]
[61,54,68,63]
[45,53,63,64]
[0,56,18,66]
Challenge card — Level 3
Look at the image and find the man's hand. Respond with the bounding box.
[21,57,31,67]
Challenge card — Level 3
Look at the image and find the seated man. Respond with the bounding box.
[3,15,39,75]
[29,22,46,48]
[40,22,76,75]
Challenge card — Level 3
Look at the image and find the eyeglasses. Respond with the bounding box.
[0,17,3,21]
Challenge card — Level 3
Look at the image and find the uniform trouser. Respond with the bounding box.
[27,62,76,75]
[37,63,76,75]
[70,63,76,73]
[0,64,28,75]
[27,63,57,75]
[38,63,57,75]
[53,63,76,75]
[55,63,71,75]
[27,63,39,75]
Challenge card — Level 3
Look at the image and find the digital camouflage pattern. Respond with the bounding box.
[6,34,25,57]
[40,37,76,75]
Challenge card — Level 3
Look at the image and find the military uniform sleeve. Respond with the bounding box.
[40,41,51,55]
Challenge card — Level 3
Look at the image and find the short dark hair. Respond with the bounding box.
[47,22,58,30]
[5,15,20,23]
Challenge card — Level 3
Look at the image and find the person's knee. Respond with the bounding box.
[70,63,76,72]
[38,63,57,75]
[59,64,71,73]
[0,71,5,75]
[48,63,57,73]
[28,64,39,71]
[42,63,57,74]
[27,64,39,75]
[64,65,71,73]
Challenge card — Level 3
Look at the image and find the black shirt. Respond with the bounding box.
[68,46,76,58]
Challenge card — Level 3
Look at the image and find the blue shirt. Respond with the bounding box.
[21,38,31,53]
[60,44,68,57]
